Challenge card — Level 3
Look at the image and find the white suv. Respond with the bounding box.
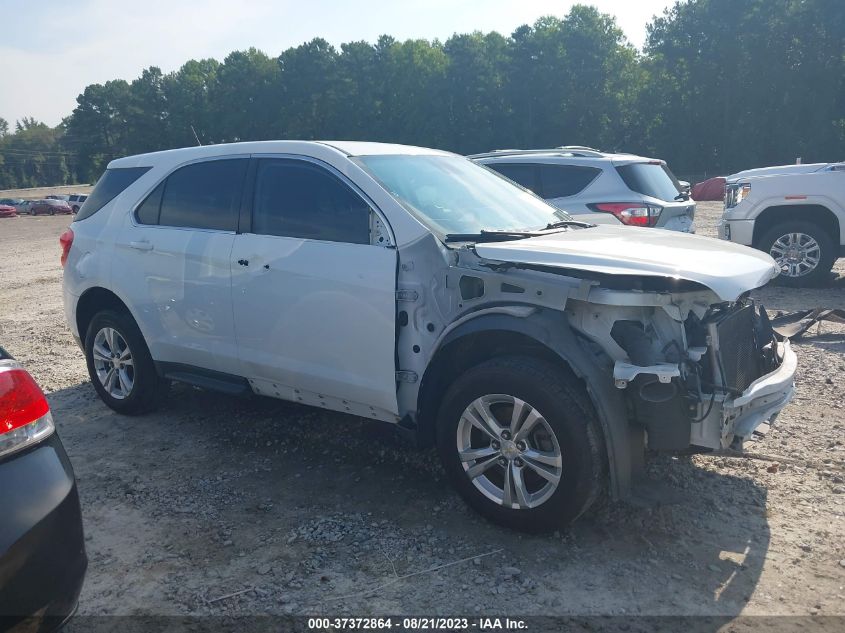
[68,194,88,213]
[471,147,695,232]
[62,141,795,530]
[718,162,845,286]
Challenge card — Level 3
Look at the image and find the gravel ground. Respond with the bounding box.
[0,202,843,623]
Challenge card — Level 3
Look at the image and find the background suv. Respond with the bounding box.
[470,146,695,232]
[68,194,88,213]
[718,161,845,286]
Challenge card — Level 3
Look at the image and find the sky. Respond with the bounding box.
[0,0,674,128]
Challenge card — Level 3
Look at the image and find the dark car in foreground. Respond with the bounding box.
[30,200,73,216]
[0,348,86,632]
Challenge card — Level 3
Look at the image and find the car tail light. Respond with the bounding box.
[59,228,74,267]
[0,363,54,458]
[588,202,662,227]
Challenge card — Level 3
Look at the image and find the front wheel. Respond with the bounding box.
[758,221,835,287]
[84,310,165,414]
[436,356,605,531]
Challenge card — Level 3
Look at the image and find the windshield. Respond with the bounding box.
[355,155,572,236]
[615,162,682,201]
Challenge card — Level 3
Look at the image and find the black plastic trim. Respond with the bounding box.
[155,362,251,395]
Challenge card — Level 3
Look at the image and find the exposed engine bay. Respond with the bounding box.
[568,292,785,451]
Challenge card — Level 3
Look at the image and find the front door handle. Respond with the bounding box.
[129,240,153,251]
[237,259,249,267]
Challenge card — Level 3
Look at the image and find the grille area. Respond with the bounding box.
[711,305,761,393]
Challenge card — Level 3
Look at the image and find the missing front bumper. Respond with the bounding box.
[690,340,797,450]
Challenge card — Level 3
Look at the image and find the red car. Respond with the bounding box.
[0,205,17,218]
[30,200,73,216]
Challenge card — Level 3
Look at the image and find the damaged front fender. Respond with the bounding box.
[424,308,643,501]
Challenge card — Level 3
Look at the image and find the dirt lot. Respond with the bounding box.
[0,202,843,624]
[0,184,93,200]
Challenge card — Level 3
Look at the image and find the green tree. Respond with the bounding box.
[210,48,281,142]
[163,59,220,147]
[278,38,340,138]
[443,31,509,153]
[0,118,69,188]
[125,67,169,155]
[62,79,131,181]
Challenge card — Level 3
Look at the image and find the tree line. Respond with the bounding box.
[1,0,843,190]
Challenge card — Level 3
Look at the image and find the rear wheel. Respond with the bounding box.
[84,310,165,414]
[436,356,605,531]
[758,221,835,287]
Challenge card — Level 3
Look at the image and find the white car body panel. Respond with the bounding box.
[474,225,779,301]
[231,234,399,416]
[115,224,240,374]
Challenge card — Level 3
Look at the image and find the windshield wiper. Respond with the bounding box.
[544,219,596,230]
[444,230,543,243]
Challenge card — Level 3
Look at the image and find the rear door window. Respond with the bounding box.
[616,163,682,201]
[157,159,247,231]
[75,167,151,221]
[538,164,601,198]
[486,163,539,194]
[251,159,371,244]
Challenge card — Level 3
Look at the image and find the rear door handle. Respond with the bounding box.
[129,240,153,251]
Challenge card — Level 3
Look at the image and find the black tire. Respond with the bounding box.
[49,207,55,216]
[757,221,836,287]
[84,309,164,414]
[436,356,605,532]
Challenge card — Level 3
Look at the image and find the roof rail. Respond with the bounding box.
[556,145,604,156]
[467,148,607,159]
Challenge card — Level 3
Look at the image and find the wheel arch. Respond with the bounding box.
[752,203,841,247]
[75,286,136,343]
[416,308,639,500]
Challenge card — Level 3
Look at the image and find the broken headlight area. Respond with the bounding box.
[608,301,789,452]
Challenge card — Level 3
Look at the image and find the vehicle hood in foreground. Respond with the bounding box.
[474,226,779,301]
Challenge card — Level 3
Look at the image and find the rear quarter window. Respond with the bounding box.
[538,164,601,198]
[616,163,681,201]
[486,163,539,194]
[75,167,151,221]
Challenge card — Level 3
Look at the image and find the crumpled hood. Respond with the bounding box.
[474,226,779,301]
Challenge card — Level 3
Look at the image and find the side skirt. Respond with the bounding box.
[155,362,251,396]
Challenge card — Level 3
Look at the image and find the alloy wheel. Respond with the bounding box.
[92,327,134,399]
[769,232,821,278]
[456,394,563,510]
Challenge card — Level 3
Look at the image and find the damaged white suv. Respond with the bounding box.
[62,141,797,530]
